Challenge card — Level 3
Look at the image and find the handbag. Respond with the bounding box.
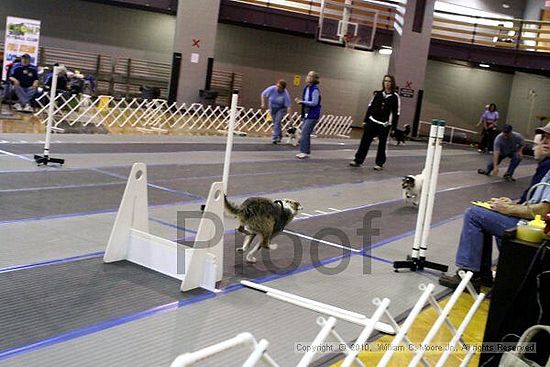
[498,325,550,367]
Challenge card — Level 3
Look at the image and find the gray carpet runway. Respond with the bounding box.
[0,138,536,366]
[0,142,352,154]
[0,174,528,355]
[0,154,531,222]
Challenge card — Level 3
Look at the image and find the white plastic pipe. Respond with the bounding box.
[419,124,445,258]
[297,317,337,367]
[241,281,394,334]
[241,280,367,320]
[170,332,256,367]
[377,284,435,367]
[435,292,486,367]
[222,91,239,194]
[408,271,473,367]
[242,339,280,367]
[459,345,476,367]
[411,122,438,258]
[340,298,391,367]
[44,66,60,157]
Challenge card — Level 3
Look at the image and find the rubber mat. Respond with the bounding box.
[0,184,190,222]
[0,142,351,154]
[0,258,186,352]
[220,177,529,283]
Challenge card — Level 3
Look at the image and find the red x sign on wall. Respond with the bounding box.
[192,39,200,48]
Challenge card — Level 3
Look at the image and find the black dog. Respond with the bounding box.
[390,124,411,145]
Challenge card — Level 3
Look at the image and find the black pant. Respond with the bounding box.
[354,122,391,166]
[480,128,498,151]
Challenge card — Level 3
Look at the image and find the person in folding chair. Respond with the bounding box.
[439,124,550,290]
[9,54,39,112]
[2,56,21,106]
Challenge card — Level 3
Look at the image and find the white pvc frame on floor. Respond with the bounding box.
[174,272,485,366]
[377,271,485,367]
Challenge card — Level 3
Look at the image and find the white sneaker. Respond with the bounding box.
[373,165,384,171]
[296,153,310,159]
[14,103,22,111]
[23,104,33,112]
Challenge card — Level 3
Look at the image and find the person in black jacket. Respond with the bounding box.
[350,74,400,170]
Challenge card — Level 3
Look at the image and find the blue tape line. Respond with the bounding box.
[149,217,197,234]
[90,167,205,200]
[0,252,105,274]
[0,212,464,360]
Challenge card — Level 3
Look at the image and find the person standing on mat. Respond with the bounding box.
[294,71,321,159]
[350,74,400,170]
[261,79,292,144]
[476,103,499,153]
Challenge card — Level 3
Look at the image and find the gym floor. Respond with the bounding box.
[0,134,533,366]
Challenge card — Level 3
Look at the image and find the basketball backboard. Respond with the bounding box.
[318,0,381,50]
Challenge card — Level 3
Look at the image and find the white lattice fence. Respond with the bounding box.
[34,95,354,137]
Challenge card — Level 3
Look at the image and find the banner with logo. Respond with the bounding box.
[2,16,41,80]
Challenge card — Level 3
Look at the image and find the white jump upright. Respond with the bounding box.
[34,65,65,166]
[394,119,449,273]
[104,162,225,292]
[222,89,239,193]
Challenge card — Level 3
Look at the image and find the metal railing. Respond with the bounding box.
[432,10,550,53]
[33,94,354,138]
[232,0,550,53]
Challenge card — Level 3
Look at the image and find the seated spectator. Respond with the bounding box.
[440,125,550,290]
[2,56,21,102]
[478,124,524,181]
[44,64,69,92]
[9,54,38,112]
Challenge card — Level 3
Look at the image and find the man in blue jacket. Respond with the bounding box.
[9,54,39,112]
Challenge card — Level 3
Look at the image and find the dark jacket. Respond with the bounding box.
[364,90,400,130]
[301,84,321,120]
[519,156,550,203]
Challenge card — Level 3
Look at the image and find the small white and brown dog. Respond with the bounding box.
[285,126,300,146]
[402,170,425,207]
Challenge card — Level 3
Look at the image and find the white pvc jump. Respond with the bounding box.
[169,273,485,366]
[103,162,225,293]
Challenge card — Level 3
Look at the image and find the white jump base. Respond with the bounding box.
[104,162,225,292]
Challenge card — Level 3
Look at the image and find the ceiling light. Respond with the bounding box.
[502,3,510,8]
[378,47,392,55]
[479,63,490,68]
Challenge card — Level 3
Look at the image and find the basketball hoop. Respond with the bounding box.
[343,33,360,50]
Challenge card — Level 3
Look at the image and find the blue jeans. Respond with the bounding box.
[486,151,522,176]
[300,118,318,154]
[455,206,519,273]
[14,85,37,106]
[2,83,11,100]
[270,106,287,142]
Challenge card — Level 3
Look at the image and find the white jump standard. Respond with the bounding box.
[34,65,65,166]
[104,162,225,292]
[394,119,449,272]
